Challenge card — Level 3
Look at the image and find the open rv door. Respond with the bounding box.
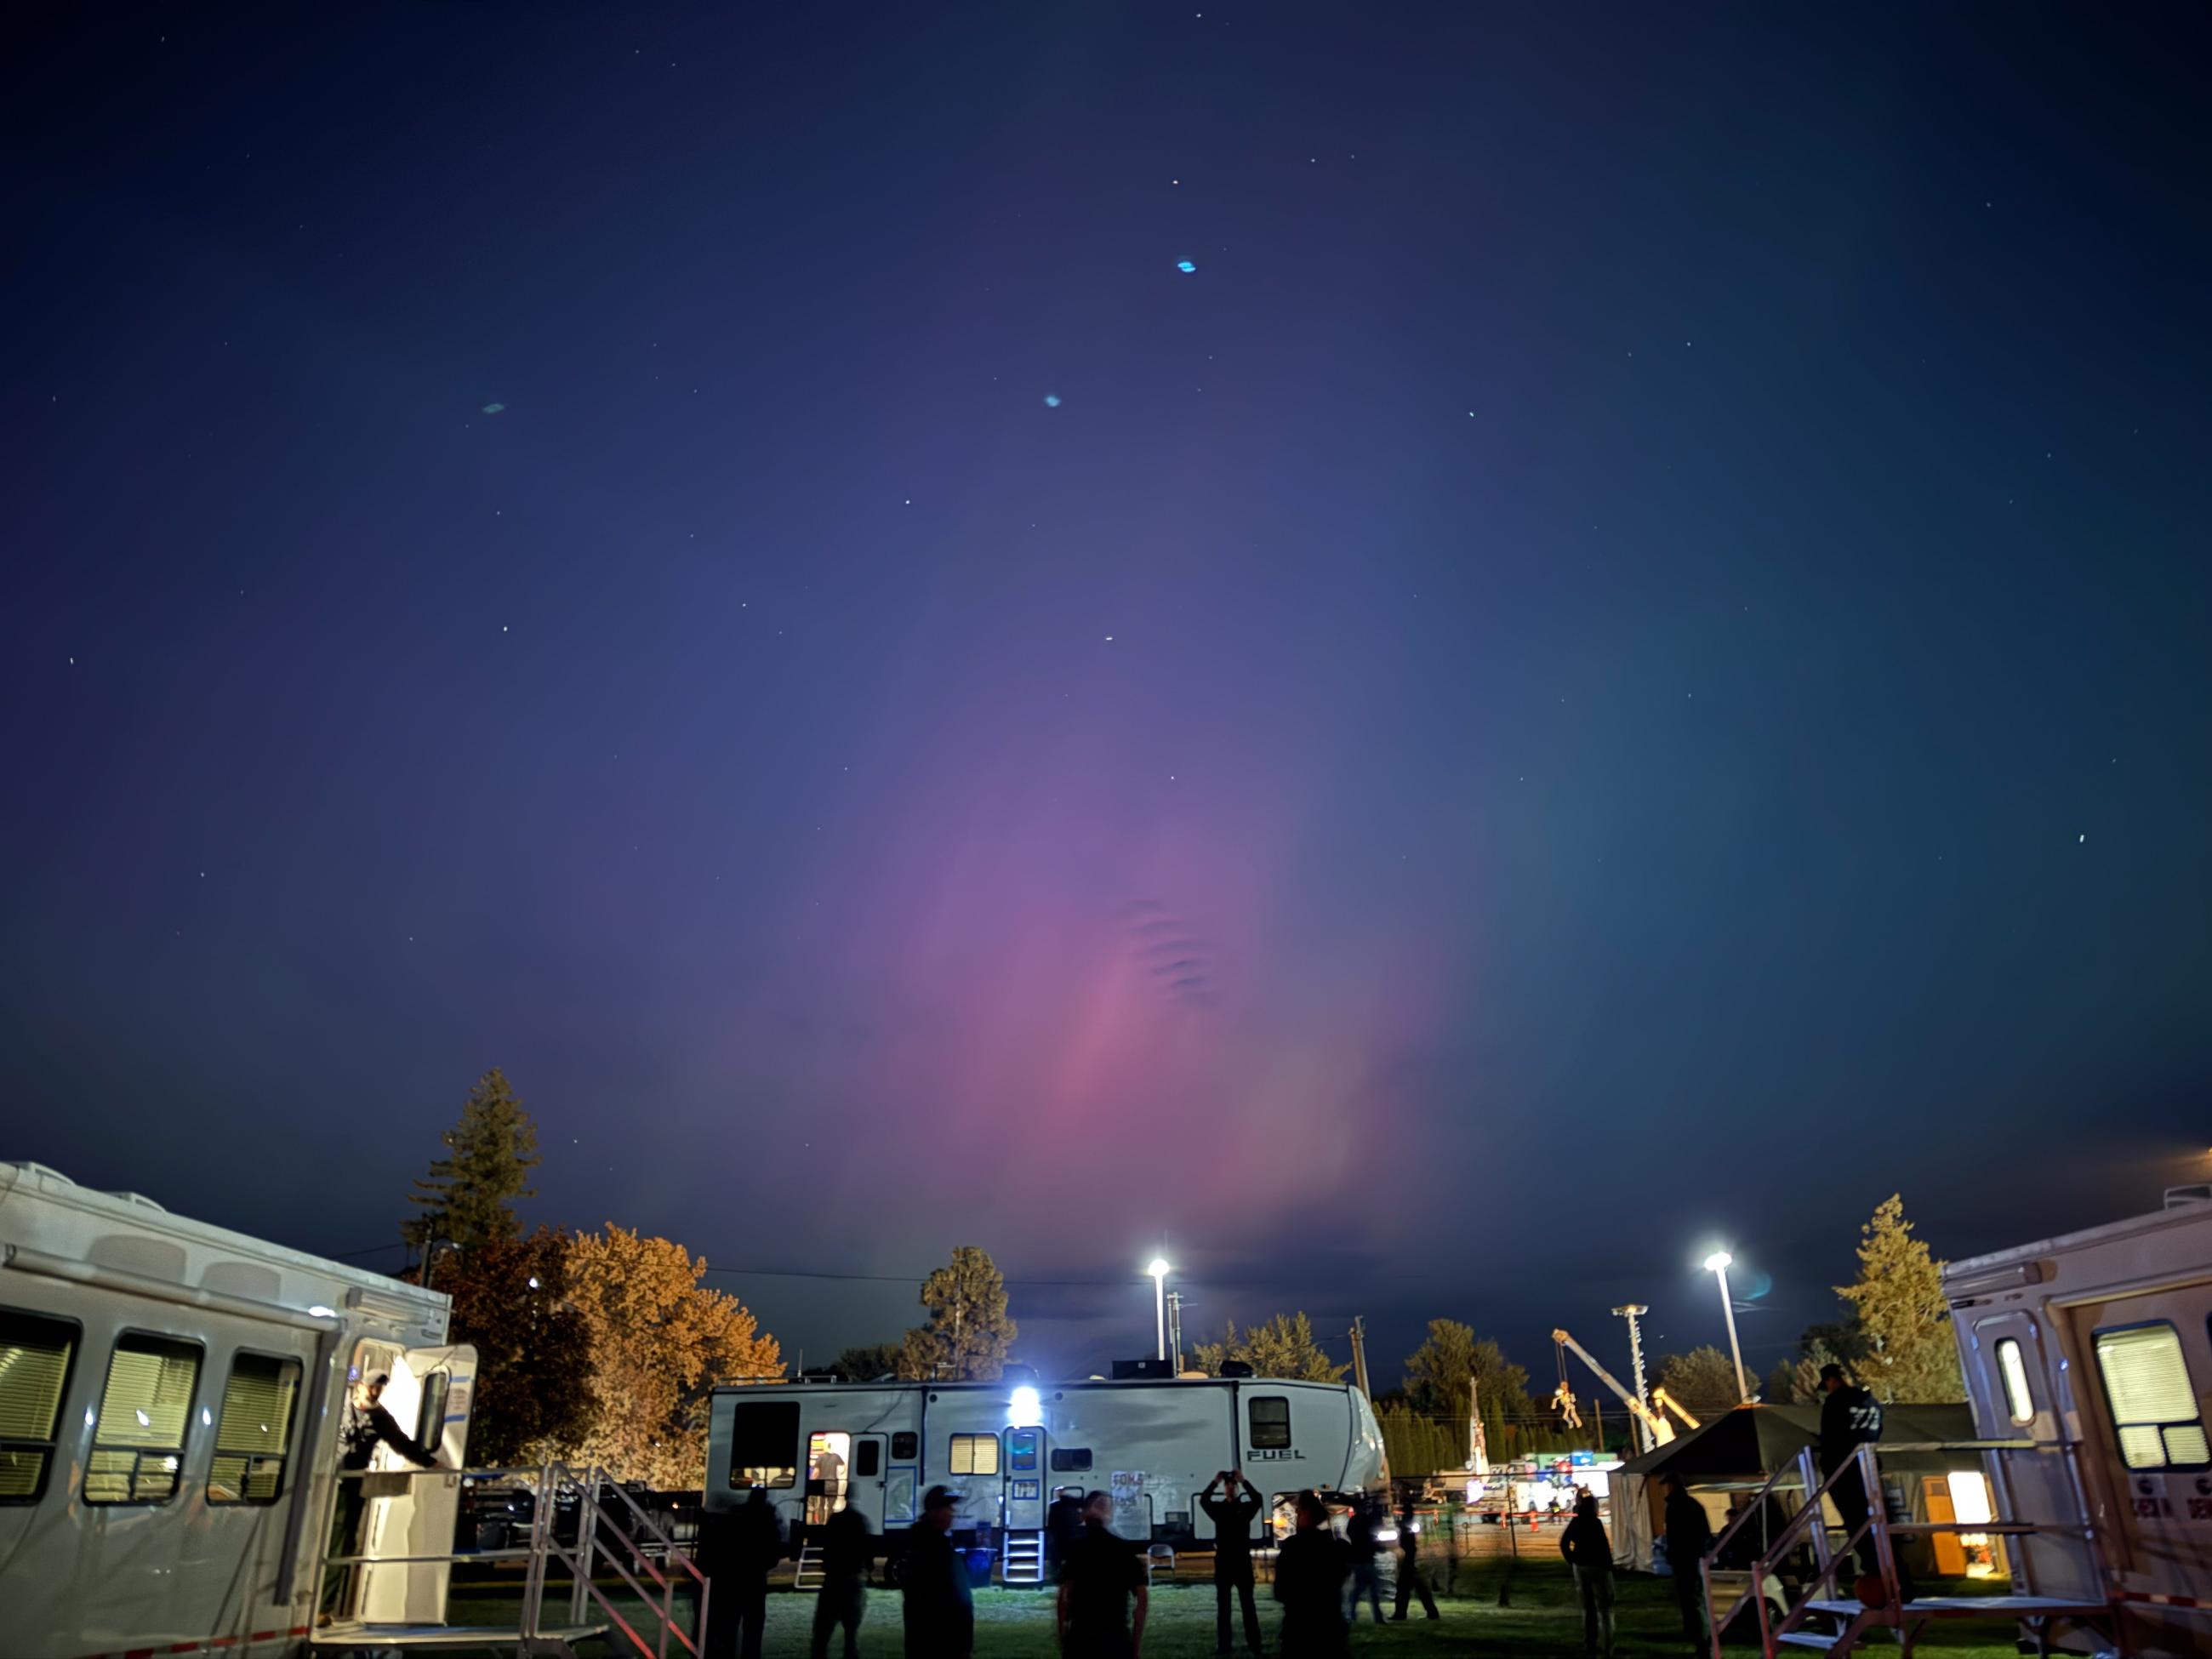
[359,1343,476,1623]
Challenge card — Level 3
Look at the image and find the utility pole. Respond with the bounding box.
[1348,1316,1372,1398]
[1166,1291,1186,1374]
[1611,1303,1652,1454]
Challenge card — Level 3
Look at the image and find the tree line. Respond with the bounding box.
[406,1070,1965,1489]
[402,1069,1016,1487]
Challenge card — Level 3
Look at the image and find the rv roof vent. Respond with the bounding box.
[800,1373,842,1384]
[2164,1184,2212,1209]
[7,1162,77,1186]
[105,1191,169,1212]
[1218,1360,1255,1379]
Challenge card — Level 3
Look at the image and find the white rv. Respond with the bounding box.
[1944,1192,2212,1657]
[0,1160,475,1659]
[703,1371,1388,1582]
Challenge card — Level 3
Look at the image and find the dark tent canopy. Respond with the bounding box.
[1619,1401,1977,1480]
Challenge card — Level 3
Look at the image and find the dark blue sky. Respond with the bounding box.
[6,4,2209,1391]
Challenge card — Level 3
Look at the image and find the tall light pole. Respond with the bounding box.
[1703,1251,1750,1403]
[1146,1258,1171,1362]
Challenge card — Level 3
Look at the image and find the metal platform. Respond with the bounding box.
[1808,1594,2114,1617]
[311,1619,607,1652]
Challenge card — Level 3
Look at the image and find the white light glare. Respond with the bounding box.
[1009,1386,1042,1427]
[1702,1251,1732,1273]
[1145,1258,1171,1279]
[308,1305,335,1318]
[527,1276,541,1290]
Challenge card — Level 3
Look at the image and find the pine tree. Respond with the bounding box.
[1190,1314,1348,1382]
[898,1246,1018,1381]
[1835,1194,1966,1403]
[402,1068,540,1253]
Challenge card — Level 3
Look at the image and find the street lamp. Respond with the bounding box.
[1702,1250,1749,1404]
[1145,1258,1171,1362]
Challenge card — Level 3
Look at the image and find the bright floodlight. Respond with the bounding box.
[1703,1251,1733,1272]
[1147,1258,1171,1279]
[1009,1385,1041,1427]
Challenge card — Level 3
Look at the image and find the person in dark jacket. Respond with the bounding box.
[1200,1468,1265,1653]
[319,1373,442,1623]
[698,1487,784,1659]
[1047,1488,1088,1582]
[1558,1491,1614,1657]
[901,1485,973,1658]
[1273,1491,1351,1659]
[1817,1362,1886,1578]
[1660,1474,1713,1654]
[1389,1502,1440,1622]
[810,1502,872,1659]
[1056,1490,1150,1659]
[1343,1499,1384,1623]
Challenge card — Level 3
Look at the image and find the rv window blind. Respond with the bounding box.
[949,1433,1000,1475]
[208,1354,301,1505]
[2094,1321,2209,1470]
[1050,1447,1092,1472]
[88,1335,202,1503]
[0,1311,77,1503]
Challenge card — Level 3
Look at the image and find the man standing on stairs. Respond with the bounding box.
[810,1501,872,1659]
[1200,1468,1265,1654]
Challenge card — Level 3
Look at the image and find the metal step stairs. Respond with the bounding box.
[795,1539,827,1590]
[1001,1528,1046,1586]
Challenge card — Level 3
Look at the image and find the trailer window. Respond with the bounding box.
[892,1431,918,1461]
[208,1354,301,1504]
[1051,1447,1092,1472]
[855,1438,881,1478]
[2094,1322,2209,1470]
[88,1335,202,1503]
[0,1310,77,1503]
[949,1433,999,1475]
[1249,1395,1291,1450]
[1994,1339,2034,1426]
[730,1400,801,1488]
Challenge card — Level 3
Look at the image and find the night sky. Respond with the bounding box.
[8,5,2210,1391]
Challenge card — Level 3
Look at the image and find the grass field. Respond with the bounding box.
[470,1559,2035,1657]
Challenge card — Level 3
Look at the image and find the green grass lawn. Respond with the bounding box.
[465,1559,2034,1657]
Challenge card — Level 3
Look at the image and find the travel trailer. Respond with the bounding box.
[703,1371,1388,1582]
[0,1160,476,1659]
[1944,1190,2212,1657]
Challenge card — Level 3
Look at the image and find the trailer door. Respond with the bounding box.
[358,1343,476,1624]
[1005,1426,1046,1531]
[1964,1312,2094,1600]
[844,1434,889,1533]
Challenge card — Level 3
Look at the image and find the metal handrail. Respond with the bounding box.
[1709,1438,2104,1656]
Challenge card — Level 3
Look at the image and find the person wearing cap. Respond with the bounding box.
[1056,1489,1149,1658]
[902,1485,973,1657]
[1272,1491,1351,1658]
[319,1372,441,1624]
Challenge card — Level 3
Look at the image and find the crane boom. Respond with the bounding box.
[1554,1327,1674,1447]
[1650,1386,1702,1430]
